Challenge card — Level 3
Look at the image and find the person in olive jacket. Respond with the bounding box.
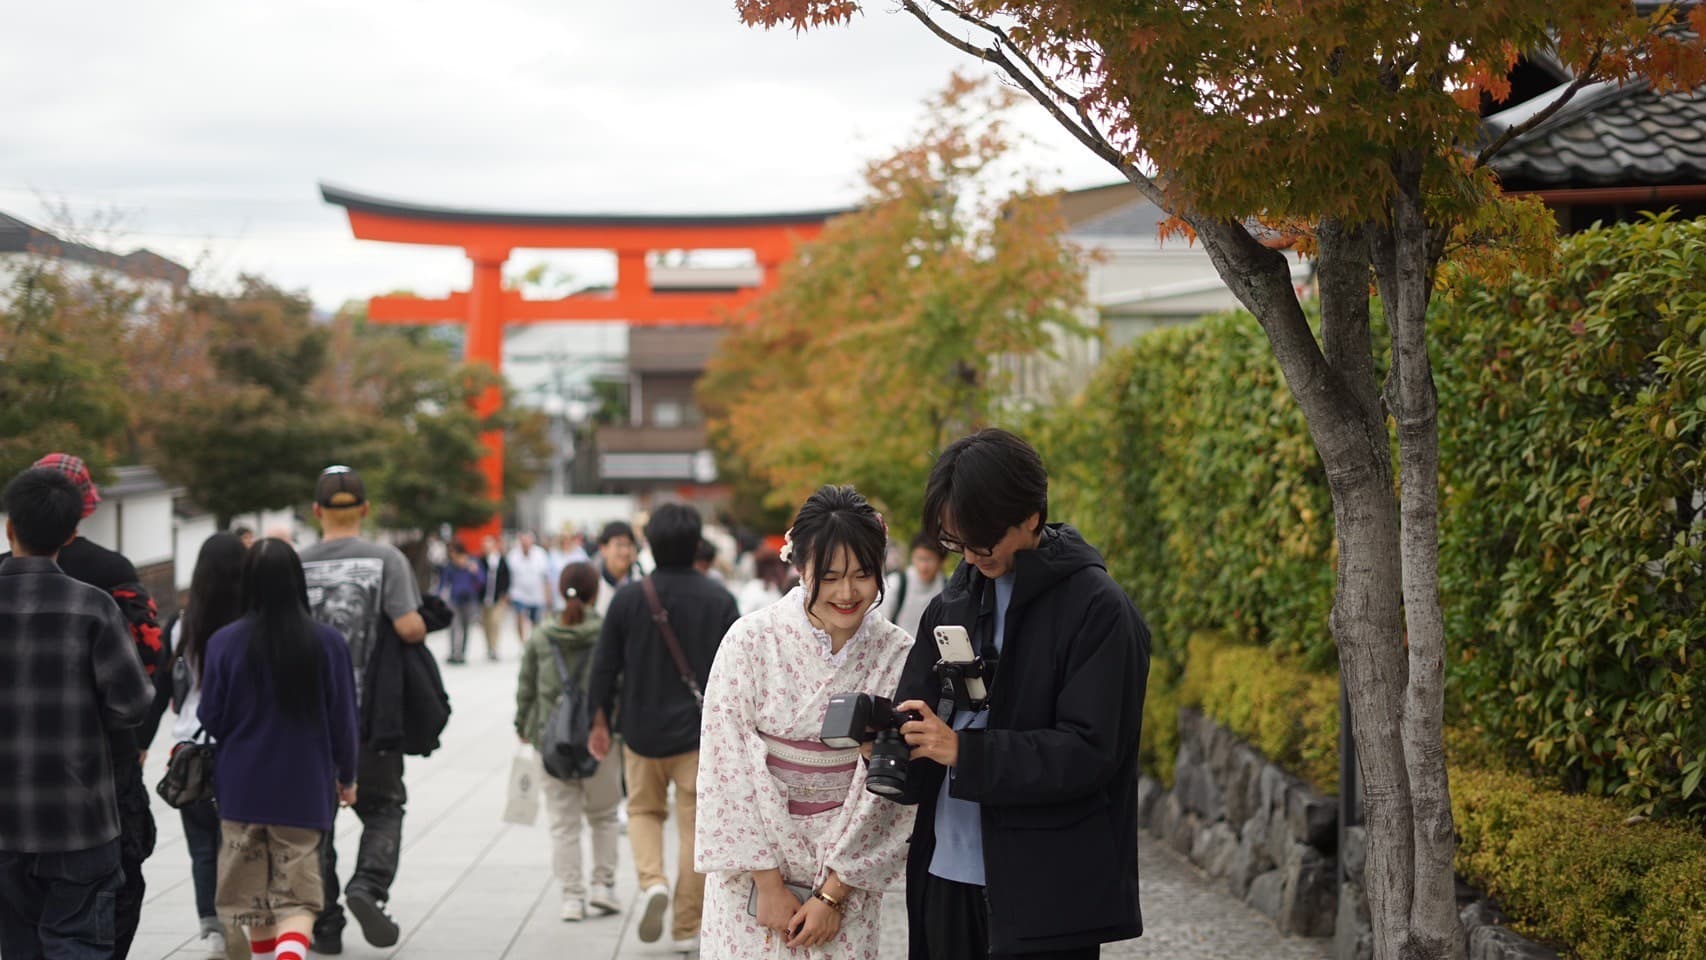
[514,562,622,923]
[891,429,1151,960]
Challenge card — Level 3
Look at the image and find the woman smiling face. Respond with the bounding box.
[804,544,879,644]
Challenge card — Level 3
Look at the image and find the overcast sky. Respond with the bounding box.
[1,0,1115,310]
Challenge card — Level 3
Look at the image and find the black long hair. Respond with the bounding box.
[239,537,325,725]
[789,485,888,615]
[182,532,247,680]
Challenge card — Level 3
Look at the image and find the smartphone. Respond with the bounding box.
[932,625,988,702]
[746,880,812,917]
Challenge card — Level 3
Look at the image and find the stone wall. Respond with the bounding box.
[1140,709,1561,960]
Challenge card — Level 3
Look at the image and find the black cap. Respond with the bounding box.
[315,465,366,508]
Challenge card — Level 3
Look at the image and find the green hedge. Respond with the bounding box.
[1177,635,1706,960]
[1177,632,1340,792]
[1435,216,1706,818]
[1037,216,1706,819]
[1454,766,1706,960]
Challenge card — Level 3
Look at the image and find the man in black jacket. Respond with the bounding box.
[587,504,738,952]
[893,429,1151,960]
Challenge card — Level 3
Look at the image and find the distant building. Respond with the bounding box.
[0,211,189,310]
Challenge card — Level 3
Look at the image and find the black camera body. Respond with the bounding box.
[820,693,921,798]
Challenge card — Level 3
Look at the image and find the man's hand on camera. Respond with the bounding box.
[897,700,958,767]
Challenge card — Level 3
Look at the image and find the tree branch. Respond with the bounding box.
[896,0,1170,210]
[1475,48,1604,168]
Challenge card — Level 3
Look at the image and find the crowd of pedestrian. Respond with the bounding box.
[2,426,1152,960]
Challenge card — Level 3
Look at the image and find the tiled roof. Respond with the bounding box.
[0,211,189,286]
[1489,81,1706,189]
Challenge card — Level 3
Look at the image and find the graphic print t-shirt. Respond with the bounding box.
[299,537,422,682]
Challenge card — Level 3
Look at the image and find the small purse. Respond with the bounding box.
[155,727,216,809]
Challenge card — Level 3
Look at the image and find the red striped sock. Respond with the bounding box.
[274,932,310,960]
[248,937,276,958]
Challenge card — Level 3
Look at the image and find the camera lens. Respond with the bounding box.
[865,730,909,798]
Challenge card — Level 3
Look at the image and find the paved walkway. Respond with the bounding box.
[131,625,1327,960]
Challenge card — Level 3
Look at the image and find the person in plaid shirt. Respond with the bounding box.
[0,467,153,960]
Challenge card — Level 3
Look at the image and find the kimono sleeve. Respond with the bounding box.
[693,620,791,875]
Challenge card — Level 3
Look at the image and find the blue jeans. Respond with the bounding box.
[180,797,221,921]
[0,839,124,960]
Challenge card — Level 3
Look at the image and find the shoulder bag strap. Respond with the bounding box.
[546,637,572,687]
[641,576,704,707]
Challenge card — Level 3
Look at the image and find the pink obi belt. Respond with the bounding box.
[761,733,860,816]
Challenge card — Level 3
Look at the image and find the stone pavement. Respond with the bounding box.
[130,625,1327,960]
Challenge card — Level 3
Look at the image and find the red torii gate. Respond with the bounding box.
[320,184,838,546]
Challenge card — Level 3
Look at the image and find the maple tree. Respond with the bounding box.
[699,74,1090,534]
[737,2,1705,959]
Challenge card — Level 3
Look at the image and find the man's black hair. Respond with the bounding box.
[645,504,702,569]
[3,468,83,555]
[790,485,888,615]
[598,520,637,546]
[908,532,949,558]
[921,428,1049,552]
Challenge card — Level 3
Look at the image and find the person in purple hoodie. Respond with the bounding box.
[438,541,487,664]
[198,539,360,960]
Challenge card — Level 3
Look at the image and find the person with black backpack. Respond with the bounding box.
[514,562,623,923]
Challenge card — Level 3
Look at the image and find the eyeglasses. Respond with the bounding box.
[938,535,996,559]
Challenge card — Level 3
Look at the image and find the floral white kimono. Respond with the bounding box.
[696,588,917,960]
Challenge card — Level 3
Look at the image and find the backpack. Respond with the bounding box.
[539,640,600,781]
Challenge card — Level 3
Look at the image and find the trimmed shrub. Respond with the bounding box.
[1436,215,1706,818]
[1177,632,1340,792]
[1453,765,1706,960]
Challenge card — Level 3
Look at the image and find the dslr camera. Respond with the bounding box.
[820,693,920,799]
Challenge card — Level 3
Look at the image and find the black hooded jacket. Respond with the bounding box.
[892,523,1151,956]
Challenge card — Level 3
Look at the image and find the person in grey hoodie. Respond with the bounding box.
[515,562,622,923]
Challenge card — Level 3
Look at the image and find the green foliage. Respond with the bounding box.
[1453,766,1706,960]
[1031,311,1339,677]
[1177,632,1341,793]
[1435,215,1706,820]
[0,265,135,482]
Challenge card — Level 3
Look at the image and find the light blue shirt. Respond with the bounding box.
[928,573,1014,885]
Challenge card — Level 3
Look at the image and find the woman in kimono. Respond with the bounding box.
[696,485,917,959]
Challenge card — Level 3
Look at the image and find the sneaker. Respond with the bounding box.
[637,884,669,943]
[346,889,401,948]
[198,927,227,958]
[670,935,700,953]
[588,884,621,916]
[561,898,585,922]
[309,928,342,955]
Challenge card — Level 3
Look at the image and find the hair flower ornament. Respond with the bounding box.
[779,528,795,564]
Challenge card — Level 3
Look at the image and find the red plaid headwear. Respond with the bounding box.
[32,453,100,519]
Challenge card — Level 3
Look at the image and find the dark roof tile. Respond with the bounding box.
[1489,84,1706,188]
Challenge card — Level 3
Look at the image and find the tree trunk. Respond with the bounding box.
[1192,215,1436,960]
[1375,162,1464,960]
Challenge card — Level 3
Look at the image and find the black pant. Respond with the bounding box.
[921,873,1099,960]
[316,747,406,936]
[113,761,155,960]
[0,840,124,960]
[180,797,221,921]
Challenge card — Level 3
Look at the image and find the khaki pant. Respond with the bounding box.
[543,742,624,897]
[624,749,702,940]
[216,822,323,928]
[479,600,507,659]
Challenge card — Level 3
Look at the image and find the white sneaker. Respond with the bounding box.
[637,884,669,942]
[588,884,621,915]
[199,927,227,958]
[561,898,585,922]
[670,935,700,953]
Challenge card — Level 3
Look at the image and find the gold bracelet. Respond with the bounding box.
[810,889,844,914]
